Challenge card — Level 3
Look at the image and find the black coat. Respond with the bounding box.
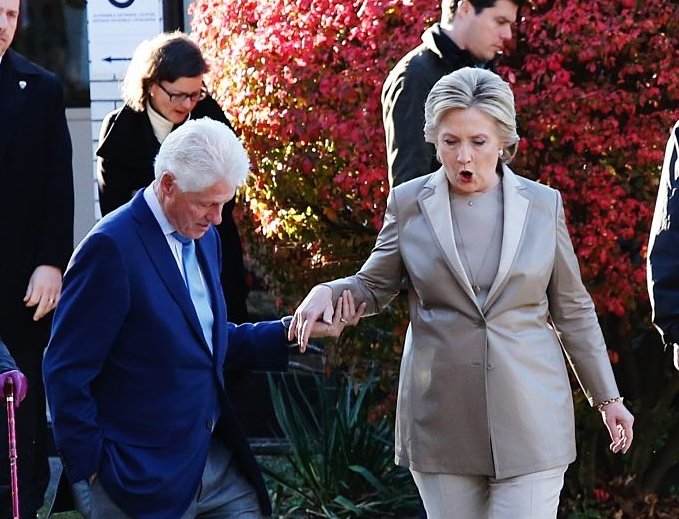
[96,98,249,322]
[0,49,74,328]
[0,48,73,518]
[381,23,496,187]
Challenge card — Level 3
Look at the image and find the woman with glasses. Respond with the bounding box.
[96,31,250,323]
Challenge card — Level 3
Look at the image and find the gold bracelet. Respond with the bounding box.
[596,396,623,412]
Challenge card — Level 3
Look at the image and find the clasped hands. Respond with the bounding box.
[289,286,366,352]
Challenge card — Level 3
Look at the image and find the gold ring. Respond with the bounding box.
[340,318,347,323]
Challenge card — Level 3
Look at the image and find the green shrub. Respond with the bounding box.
[263,372,420,517]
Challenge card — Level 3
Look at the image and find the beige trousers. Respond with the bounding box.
[411,465,568,519]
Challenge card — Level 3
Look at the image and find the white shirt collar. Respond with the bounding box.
[143,182,176,237]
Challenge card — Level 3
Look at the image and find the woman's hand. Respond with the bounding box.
[315,290,366,340]
[290,287,365,352]
[599,401,634,454]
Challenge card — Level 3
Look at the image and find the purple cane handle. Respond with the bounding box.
[5,377,20,519]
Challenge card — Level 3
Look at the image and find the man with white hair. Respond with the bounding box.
[44,118,361,518]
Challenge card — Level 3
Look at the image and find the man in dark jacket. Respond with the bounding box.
[382,0,521,187]
[647,120,679,371]
[0,0,74,515]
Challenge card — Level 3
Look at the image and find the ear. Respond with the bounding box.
[159,172,176,194]
[457,0,473,18]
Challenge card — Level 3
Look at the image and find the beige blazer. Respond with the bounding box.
[325,166,620,478]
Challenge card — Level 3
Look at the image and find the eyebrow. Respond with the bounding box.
[441,130,491,138]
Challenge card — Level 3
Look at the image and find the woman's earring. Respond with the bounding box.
[498,149,504,158]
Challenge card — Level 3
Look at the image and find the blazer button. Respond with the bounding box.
[486,363,495,371]
[206,419,214,430]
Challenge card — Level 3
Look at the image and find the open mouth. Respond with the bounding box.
[460,170,473,181]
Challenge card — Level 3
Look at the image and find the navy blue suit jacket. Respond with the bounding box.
[43,191,288,518]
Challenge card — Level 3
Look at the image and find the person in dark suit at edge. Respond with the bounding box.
[647,119,679,371]
[97,31,250,323]
[0,0,74,516]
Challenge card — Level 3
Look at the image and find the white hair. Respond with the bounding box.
[154,118,250,192]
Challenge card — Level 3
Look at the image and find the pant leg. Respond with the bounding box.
[88,478,133,519]
[182,437,262,519]
[410,470,488,519]
[70,479,91,517]
[488,465,568,519]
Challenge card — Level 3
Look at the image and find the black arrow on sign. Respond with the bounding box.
[103,56,132,62]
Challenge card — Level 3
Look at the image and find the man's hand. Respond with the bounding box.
[674,344,679,371]
[0,370,28,408]
[290,287,366,352]
[24,265,62,321]
[600,401,634,454]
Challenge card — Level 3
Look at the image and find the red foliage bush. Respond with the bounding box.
[504,0,679,318]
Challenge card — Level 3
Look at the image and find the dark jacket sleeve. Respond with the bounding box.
[0,340,18,373]
[648,121,679,344]
[37,75,74,270]
[382,58,439,188]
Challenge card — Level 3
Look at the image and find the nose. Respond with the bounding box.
[500,24,513,41]
[207,205,223,225]
[457,145,472,165]
[180,96,196,109]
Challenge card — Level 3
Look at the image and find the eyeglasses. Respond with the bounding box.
[157,82,208,104]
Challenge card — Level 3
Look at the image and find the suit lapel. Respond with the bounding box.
[484,167,530,310]
[419,168,479,305]
[130,193,211,355]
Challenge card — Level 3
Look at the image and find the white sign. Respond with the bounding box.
[88,0,164,81]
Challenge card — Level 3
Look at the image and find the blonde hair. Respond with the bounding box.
[424,67,519,162]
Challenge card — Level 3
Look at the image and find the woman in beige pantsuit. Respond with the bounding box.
[290,67,634,518]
